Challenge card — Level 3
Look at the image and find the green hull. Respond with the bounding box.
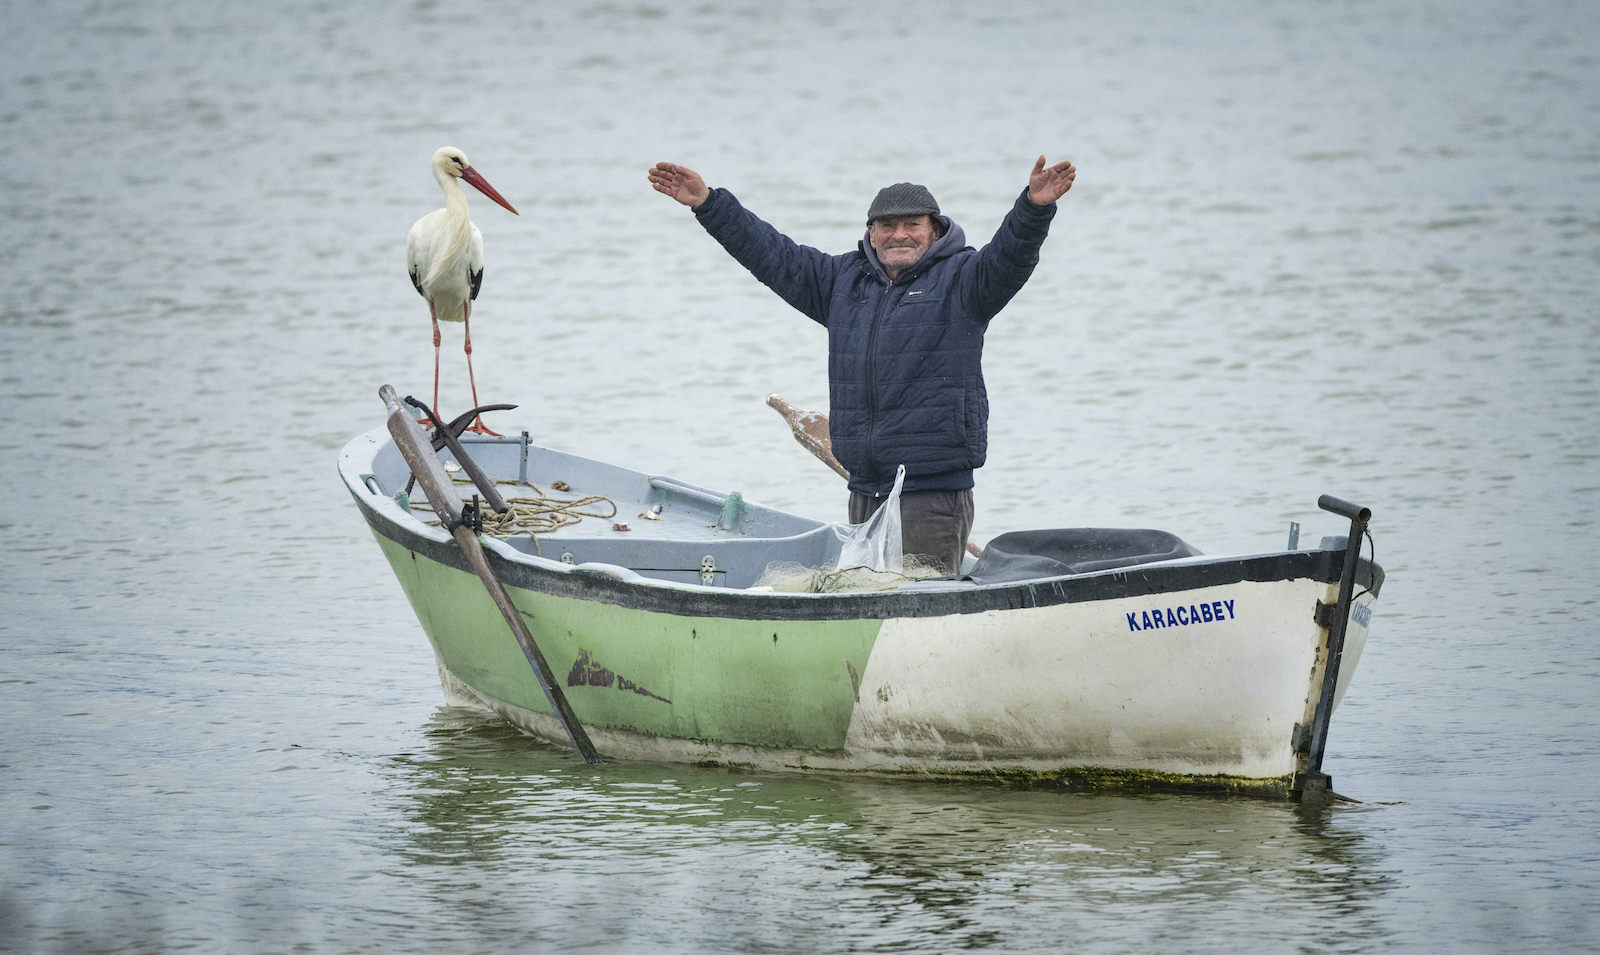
[378,533,884,751]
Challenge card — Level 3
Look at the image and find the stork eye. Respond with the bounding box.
[452,157,465,166]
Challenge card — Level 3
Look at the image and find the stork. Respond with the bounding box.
[407,146,518,434]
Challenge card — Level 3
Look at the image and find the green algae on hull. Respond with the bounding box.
[657,755,1297,799]
[967,766,1295,798]
[809,764,1297,799]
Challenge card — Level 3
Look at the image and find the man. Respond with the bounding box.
[648,155,1076,574]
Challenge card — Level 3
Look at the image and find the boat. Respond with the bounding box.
[338,389,1384,798]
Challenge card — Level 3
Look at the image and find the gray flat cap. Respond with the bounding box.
[867,182,940,223]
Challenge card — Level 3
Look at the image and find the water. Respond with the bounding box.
[2,0,1596,950]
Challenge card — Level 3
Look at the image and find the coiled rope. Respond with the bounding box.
[410,479,617,537]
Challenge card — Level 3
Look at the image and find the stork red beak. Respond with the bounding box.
[460,166,519,215]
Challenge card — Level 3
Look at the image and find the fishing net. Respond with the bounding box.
[753,555,947,594]
[752,465,945,592]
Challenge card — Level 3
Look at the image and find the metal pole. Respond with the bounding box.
[1293,494,1371,797]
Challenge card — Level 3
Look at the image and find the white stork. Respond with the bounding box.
[407,146,518,434]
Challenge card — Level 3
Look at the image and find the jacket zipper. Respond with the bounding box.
[863,267,901,495]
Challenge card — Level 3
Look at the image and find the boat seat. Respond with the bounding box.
[964,529,1202,584]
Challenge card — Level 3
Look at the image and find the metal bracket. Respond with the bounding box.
[1296,771,1333,796]
[446,495,484,535]
[1313,600,1336,629]
[700,555,718,586]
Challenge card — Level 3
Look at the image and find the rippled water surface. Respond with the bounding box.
[2,1,1597,951]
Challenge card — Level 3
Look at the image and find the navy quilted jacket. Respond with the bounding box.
[693,187,1056,496]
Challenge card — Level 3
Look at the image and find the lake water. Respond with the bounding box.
[2,0,1596,951]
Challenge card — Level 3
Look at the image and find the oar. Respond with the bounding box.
[380,384,601,764]
[766,394,983,560]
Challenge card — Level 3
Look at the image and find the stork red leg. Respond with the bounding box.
[428,304,442,429]
[463,305,501,436]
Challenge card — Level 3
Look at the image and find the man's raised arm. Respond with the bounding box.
[648,162,711,208]
[645,161,840,325]
[1026,155,1076,206]
[953,154,1076,321]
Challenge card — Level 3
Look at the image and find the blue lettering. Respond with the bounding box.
[1132,602,1240,628]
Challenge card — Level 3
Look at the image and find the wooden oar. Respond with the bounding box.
[766,394,849,479]
[380,384,601,764]
[766,394,983,560]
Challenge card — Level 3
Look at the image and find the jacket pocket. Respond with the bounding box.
[965,384,987,460]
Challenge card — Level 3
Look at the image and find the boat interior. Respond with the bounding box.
[361,433,846,587]
[352,431,1209,590]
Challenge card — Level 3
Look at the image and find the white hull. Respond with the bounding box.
[433,575,1374,784]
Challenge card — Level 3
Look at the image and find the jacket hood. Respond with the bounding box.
[859,216,969,284]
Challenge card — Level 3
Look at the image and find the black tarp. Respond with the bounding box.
[965,529,1203,584]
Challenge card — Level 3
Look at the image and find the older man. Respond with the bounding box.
[648,156,1076,574]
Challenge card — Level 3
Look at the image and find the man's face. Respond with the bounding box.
[869,215,936,275]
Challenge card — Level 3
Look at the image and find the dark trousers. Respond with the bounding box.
[848,488,974,576]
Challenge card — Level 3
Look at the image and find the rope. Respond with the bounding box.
[409,478,618,538]
[1352,526,1378,603]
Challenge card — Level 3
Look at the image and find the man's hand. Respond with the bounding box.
[648,162,711,208]
[1027,155,1076,206]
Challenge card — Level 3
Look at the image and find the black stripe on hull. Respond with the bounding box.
[355,492,1384,623]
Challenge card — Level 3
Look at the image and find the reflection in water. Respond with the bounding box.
[381,708,1394,951]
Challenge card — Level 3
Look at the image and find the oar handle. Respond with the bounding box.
[766,394,983,560]
[382,386,462,525]
[1318,494,1371,523]
[767,393,851,480]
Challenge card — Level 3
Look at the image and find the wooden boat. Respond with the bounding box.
[339,394,1383,797]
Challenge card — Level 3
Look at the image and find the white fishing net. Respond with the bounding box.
[751,465,951,592]
[752,556,947,594]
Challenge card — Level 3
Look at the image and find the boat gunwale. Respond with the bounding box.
[348,485,1384,622]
